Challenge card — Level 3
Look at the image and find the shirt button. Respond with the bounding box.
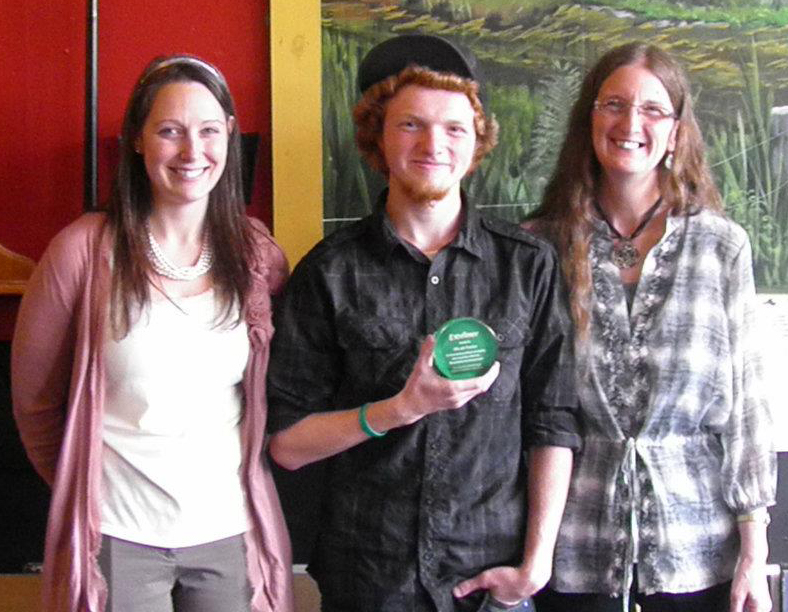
[429,275,440,285]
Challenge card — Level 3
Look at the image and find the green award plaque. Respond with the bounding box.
[433,317,498,380]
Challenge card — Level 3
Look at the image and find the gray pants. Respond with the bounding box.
[97,534,252,612]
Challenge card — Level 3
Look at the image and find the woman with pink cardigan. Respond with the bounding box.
[12,55,294,612]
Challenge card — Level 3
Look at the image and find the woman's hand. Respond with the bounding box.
[730,517,772,612]
[730,556,771,612]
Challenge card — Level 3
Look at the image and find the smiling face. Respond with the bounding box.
[137,81,234,210]
[380,84,476,205]
[591,62,678,184]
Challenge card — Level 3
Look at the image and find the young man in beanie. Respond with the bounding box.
[267,34,580,612]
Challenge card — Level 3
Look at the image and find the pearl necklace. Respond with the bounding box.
[593,198,662,269]
[146,223,213,281]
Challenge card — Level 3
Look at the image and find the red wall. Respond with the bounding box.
[0,0,271,340]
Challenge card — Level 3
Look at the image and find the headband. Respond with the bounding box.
[140,56,225,85]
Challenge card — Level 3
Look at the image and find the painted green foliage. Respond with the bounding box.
[322,0,788,289]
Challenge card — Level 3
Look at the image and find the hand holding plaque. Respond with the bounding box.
[432,317,499,380]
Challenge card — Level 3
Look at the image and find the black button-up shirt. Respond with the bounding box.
[268,197,580,611]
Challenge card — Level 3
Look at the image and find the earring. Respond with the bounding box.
[664,152,674,170]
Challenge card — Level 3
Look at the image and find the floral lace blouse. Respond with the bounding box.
[550,210,776,596]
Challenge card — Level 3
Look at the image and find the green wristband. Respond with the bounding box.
[358,403,386,438]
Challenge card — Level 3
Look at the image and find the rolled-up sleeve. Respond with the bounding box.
[521,247,582,451]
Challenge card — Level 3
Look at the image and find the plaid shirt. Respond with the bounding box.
[550,210,776,596]
[267,196,580,611]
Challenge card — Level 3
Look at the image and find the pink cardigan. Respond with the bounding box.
[11,213,295,612]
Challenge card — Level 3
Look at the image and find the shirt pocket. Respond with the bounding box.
[336,315,416,394]
[487,316,531,403]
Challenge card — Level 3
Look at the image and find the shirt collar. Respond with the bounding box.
[368,189,485,261]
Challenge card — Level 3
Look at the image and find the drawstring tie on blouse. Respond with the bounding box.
[620,437,639,612]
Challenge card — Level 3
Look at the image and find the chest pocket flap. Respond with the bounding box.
[487,316,530,402]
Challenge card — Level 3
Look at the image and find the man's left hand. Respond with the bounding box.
[452,561,550,606]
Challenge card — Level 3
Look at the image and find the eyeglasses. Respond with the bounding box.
[593,98,677,121]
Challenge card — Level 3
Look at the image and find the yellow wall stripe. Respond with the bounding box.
[270,1,323,267]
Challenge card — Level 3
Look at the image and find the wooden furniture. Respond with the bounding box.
[0,243,35,295]
[0,568,321,611]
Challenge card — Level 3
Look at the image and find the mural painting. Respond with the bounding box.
[321,0,788,437]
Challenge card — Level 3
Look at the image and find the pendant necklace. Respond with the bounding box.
[594,198,662,269]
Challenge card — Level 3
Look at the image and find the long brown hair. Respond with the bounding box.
[353,65,498,176]
[528,42,722,341]
[107,55,254,336]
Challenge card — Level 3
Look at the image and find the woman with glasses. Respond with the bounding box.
[526,42,775,612]
[12,55,294,611]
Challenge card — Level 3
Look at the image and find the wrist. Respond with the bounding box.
[737,507,770,525]
[736,523,770,564]
[386,392,423,426]
[737,545,768,565]
[358,403,387,438]
[517,552,552,584]
[521,534,557,570]
[361,397,419,436]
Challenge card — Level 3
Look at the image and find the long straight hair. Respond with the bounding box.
[528,42,722,341]
[107,55,255,336]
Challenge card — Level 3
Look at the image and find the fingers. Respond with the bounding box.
[453,566,530,605]
[401,340,500,418]
[444,360,500,400]
[730,588,772,612]
[477,360,501,391]
[745,593,772,612]
[453,572,488,598]
[417,335,437,367]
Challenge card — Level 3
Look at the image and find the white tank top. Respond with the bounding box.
[101,289,250,548]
